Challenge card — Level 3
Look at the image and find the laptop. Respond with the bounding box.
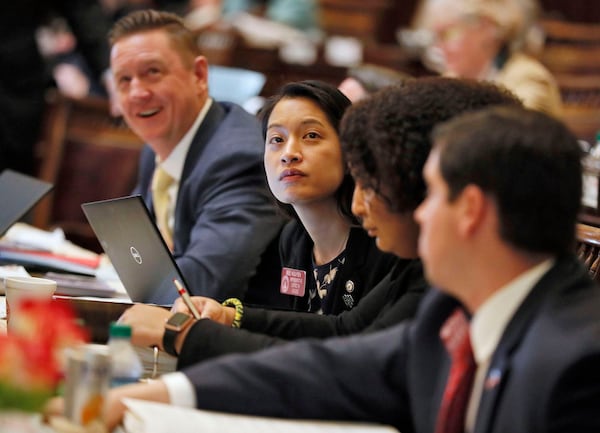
[81,195,187,305]
[0,169,53,237]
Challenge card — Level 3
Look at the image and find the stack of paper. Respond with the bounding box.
[0,223,100,275]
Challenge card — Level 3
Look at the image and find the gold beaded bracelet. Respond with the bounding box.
[222,298,244,328]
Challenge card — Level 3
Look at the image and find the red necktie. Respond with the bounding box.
[434,307,476,433]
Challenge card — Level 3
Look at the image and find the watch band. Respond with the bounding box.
[163,313,193,357]
[162,326,180,357]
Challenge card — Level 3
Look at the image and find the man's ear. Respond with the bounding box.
[193,56,209,91]
[456,184,488,237]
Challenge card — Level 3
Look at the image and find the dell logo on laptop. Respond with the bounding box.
[130,246,143,264]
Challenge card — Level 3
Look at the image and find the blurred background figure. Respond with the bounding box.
[413,0,562,117]
[337,63,413,103]
[185,0,318,32]
[0,1,111,175]
[36,16,110,100]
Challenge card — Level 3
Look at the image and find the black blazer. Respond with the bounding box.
[183,255,600,433]
[177,259,427,369]
[263,221,399,313]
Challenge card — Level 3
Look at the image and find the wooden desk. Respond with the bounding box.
[54,296,132,343]
[1,294,130,343]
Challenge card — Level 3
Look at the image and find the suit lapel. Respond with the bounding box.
[473,257,583,433]
[180,101,226,182]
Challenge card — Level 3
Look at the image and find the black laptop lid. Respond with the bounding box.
[81,195,186,305]
[0,169,53,236]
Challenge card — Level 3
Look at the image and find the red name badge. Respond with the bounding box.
[280,267,306,297]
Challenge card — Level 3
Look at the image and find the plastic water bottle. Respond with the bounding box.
[107,322,143,387]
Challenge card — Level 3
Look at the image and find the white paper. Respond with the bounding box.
[120,398,398,433]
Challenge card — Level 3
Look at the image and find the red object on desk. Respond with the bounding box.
[0,246,100,275]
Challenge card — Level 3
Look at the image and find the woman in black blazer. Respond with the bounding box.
[248,80,397,314]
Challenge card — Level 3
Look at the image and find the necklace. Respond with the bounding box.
[313,229,350,266]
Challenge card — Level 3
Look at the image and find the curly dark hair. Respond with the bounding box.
[340,77,522,213]
[258,80,355,223]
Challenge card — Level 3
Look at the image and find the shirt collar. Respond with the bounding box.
[470,258,555,364]
[156,98,213,181]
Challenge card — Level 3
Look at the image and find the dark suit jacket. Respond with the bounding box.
[176,258,426,369]
[134,101,284,304]
[182,254,600,433]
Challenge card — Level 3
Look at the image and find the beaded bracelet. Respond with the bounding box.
[222,298,244,328]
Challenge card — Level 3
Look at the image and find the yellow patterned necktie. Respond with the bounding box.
[151,166,175,250]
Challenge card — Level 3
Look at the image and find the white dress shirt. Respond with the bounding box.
[154,98,213,235]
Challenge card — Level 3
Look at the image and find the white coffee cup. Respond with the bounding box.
[5,276,57,332]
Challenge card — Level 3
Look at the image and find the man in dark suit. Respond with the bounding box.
[109,10,283,303]
[65,98,599,431]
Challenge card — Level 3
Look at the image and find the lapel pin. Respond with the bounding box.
[484,368,502,390]
[345,280,354,293]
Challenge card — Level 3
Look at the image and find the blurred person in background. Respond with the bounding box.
[0,0,111,175]
[337,63,414,103]
[413,0,562,117]
[183,0,317,32]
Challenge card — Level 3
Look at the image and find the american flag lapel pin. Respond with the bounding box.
[484,368,502,390]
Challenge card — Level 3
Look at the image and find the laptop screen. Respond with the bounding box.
[0,169,53,237]
[82,195,187,305]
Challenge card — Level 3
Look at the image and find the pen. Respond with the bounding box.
[173,278,201,319]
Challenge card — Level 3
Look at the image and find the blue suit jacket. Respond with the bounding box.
[134,101,284,304]
[183,254,600,433]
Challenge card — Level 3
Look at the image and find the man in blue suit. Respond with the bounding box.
[73,92,599,432]
[108,10,283,303]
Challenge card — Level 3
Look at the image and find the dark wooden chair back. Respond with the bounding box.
[540,19,600,72]
[538,19,600,143]
[317,0,406,43]
[195,24,241,66]
[33,91,144,252]
[576,223,600,282]
[555,73,600,143]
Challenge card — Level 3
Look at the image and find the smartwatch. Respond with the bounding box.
[163,312,194,356]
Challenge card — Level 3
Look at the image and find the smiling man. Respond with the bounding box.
[108,10,283,304]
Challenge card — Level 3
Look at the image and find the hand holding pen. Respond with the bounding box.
[173,279,201,319]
